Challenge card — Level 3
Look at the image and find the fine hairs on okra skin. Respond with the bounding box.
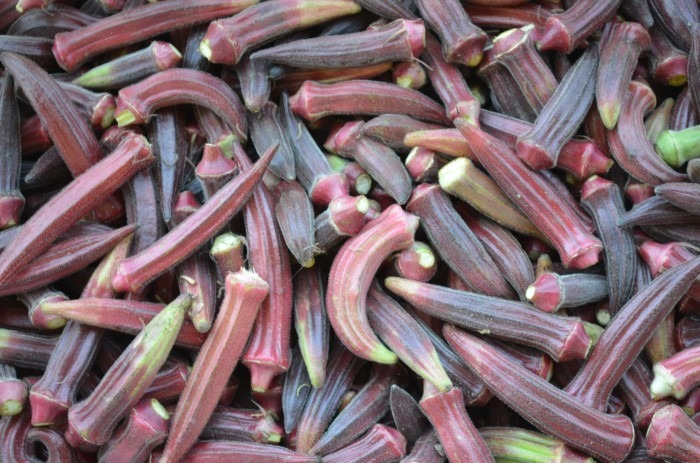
[3,2,700,463]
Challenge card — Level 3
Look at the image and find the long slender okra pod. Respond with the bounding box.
[282,348,312,434]
[0,76,22,230]
[111,144,276,294]
[0,329,57,370]
[444,325,635,463]
[618,196,700,227]
[294,266,329,388]
[160,270,269,463]
[52,0,259,71]
[0,133,152,285]
[154,442,318,463]
[326,205,418,364]
[563,256,700,411]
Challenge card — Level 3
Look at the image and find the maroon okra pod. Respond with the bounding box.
[391,241,438,282]
[249,101,296,180]
[655,182,700,215]
[617,358,671,429]
[646,404,700,461]
[200,406,283,443]
[293,267,329,388]
[648,0,699,52]
[195,143,239,200]
[526,272,609,313]
[320,424,407,463]
[274,181,316,268]
[0,76,23,230]
[0,329,57,370]
[537,0,622,53]
[154,442,319,463]
[282,348,312,434]
[354,0,415,20]
[314,195,373,252]
[236,53,271,113]
[618,196,700,227]
[0,364,27,416]
[18,287,68,331]
[403,430,445,463]
[649,24,689,87]
[390,385,429,447]
[362,114,442,152]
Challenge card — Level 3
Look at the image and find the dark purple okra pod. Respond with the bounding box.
[444,325,635,463]
[419,383,495,463]
[414,0,487,66]
[526,272,608,313]
[195,143,239,200]
[18,287,68,331]
[274,181,316,268]
[389,385,429,447]
[55,81,117,131]
[650,345,700,399]
[0,364,27,416]
[326,121,413,205]
[200,0,362,65]
[28,235,132,428]
[537,0,622,53]
[618,196,700,227]
[516,46,598,170]
[617,358,671,429]
[0,329,57,370]
[456,120,602,269]
[311,363,399,456]
[646,404,700,461]
[236,54,271,113]
[65,294,190,451]
[354,0,416,19]
[53,0,258,72]
[422,31,480,123]
[563,256,700,411]
[403,430,444,463]
[689,24,700,118]
[73,41,182,90]
[0,76,23,230]
[648,0,700,52]
[182,25,210,71]
[406,184,516,299]
[0,35,57,69]
[580,176,638,313]
[200,406,283,444]
[645,97,675,145]
[249,101,295,181]
[596,22,651,129]
[609,81,688,186]
[122,166,161,266]
[295,343,364,453]
[385,277,592,362]
[320,424,407,463]
[282,348,312,434]
[620,0,655,27]
[649,24,689,87]
[294,266,329,388]
[280,92,349,207]
[148,107,187,224]
[97,398,169,463]
[251,19,425,69]
[153,441,318,463]
[290,79,450,124]
[362,114,443,154]
[655,182,700,215]
[367,282,451,391]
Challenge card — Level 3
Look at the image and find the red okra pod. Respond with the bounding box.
[526,272,609,313]
[210,233,246,276]
[414,0,487,66]
[367,282,451,391]
[294,266,329,388]
[386,277,591,361]
[391,241,438,282]
[18,287,68,331]
[320,424,407,463]
[0,364,26,416]
[326,204,418,364]
[73,41,182,90]
[0,329,57,370]
[252,19,425,69]
[290,79,450,124]
[608,81,688,186]
[422,31,480,123]
[154,442,319,463]
[648,0,699,52]
[200,406,283,444]
[111,144,275,293]
[650,345,700,399]
[596,22,651,129]
[405,148,448,184]
[52,0,259,71]
[646,404,700,462]
[282,348,312,434]
[97,398,169,463]
[0,133,152,285]
[65,294,190,451]
[274,181,316,268]
[456,120,602,269]
[177,253,218,334]
[617,357,671,430]
[115,68,248,143]
[419,384,495,463]
[19,115,52,156]
[249,101,295,180]
[516,46,598,170]
[311,363,399,455]
[161,270,270,463]
[639,241,700,302]
[407,183,515,299]
[314,195,372,252]
[0,76,22,230]
[362,114,443,154]
[393,61,427,89]
[649,24,689,87]
[563,256,700,411]
[655,182,700,215]
[444,325,635,463]
[200,0,361,65]
[537,0,622,53]
[295,343,364,453]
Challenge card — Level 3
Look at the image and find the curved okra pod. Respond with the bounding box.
[563,256,700,411]
[160,270,269,463]
[655,182,700,215]
[536,0,621,53]
[385,277,592,362]
[115,68,248,142]
[326,205,419,364]
[0,76,22,230]
[111,144,276,294]
[608,81,688,185]
[444,325,635,463]
[52,0,259,71]
[455,120,602,269]
[0,134,152,286]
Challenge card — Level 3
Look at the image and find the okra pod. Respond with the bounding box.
[0,76,22,230]
[200,406,283,444]
[650,345,700,399]
[320,424,406,463]
[0,364,26,416]
[537,0,622,52]
[236,53,271,113]
[293,267,329,388]
[249,101,295,180]
[645,404,700,461]
[526,272,609,313]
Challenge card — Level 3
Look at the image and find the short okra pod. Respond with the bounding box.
[195,143,239,200]
[649,24,689,87]
[210,233,246,276]
[249,101,295,180]
[236,54,271,113]
[314,195,372,252]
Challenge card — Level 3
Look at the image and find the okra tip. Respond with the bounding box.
[598,101,622,131]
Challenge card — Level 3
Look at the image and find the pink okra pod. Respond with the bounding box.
[0,363,27,416]
[160,270,269,463]
[65,293,191,451]
[385,277,592,362]
[326,204,419,364]
[646,404,700,462]
[390,241,438,282]
[362,114,444,154]
[18,287,68,331]
[419,383,495,463]
[314,195,373,252]
[639,240,700,302]
[320,424,407,463]
[650,345,700,400]
[290,79,451,124]
[195,143,239,201]
[115,68,248,142]
[444,325,635,463]
[0,75,23,230]
[251,19,425,69]
[153,442,319,463]
[393,61,428,89]
[200,0,361,65]
[111,143,276,294]
[0,133,152,286]
[455,120,602,269]
[52,0,259,72]
[526,272,608,313]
